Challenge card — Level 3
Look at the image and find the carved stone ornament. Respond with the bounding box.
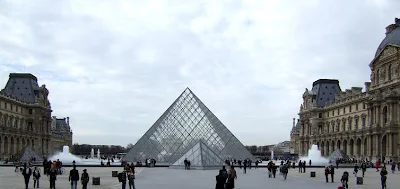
[395,62,400,75]
[379,46,398,60]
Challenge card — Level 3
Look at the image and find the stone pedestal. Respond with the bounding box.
[310,172,316,177]
[356,177,363,185]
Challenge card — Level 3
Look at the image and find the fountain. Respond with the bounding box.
[49,146,83,164]
[90,148,94,159]
[298,144,329,166]
[271,150,274,160]
[48,146,121,165]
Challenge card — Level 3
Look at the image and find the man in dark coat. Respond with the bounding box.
[22,163,32,189]
[330,165,335,183]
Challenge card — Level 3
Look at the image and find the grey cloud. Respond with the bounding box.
[0,0,399,145]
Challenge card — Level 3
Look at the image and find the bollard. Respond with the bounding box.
[356,177,363,185]
[112,171,118,177]
[310,171,316,177]
[93,177,100,185]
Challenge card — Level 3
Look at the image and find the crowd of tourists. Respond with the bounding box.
[18,162,90,189]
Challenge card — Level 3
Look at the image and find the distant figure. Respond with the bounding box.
[49,167,57,189]
[380,166,388,189]
[309,160,312,166]
[69,165,80,189]
[329,165,335,183]
[33,166,41,188]
[324,166,330,183]
[22,163,32,189]
[340,171,349,189]
[215,170,226,189]
[81,169,89,189]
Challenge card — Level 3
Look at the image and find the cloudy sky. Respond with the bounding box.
[0,0,398,147]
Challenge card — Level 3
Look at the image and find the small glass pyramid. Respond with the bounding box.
[169,140,225,169]
[123,88,254,165]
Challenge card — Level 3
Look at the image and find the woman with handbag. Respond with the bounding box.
[128,170,135,189]
[225,169,235,189]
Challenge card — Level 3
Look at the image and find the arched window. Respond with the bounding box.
[383,106,388,124]
[388,64,392,80]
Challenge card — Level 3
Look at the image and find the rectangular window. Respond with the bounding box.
[337,109,339,115]
[356,104,359,111]
[363,103,366,109]
[343,108,346,114]
[29,109,33,115]
[332,111,334,116]
[318,113,322,118]
[349,106,352,112]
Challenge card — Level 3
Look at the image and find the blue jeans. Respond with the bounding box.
[129,178,135,189]
[122,181,126,189]
[71,180,78,189]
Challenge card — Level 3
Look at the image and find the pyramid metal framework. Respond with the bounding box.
[169,140,225,170]
[12,146,43,163]
[123,88,254,165]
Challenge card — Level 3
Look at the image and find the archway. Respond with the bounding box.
[32,139,35,150]
[4,137,8,156]
[356,138,362,157]
[349,139,354,156]
[382,135,387,160]
[321,141,325,156]
[27,139,30,147]
[331,141,335,153]
[363,138,368,157]
[10,137,14,155]
[337,140,341,150]
[343,140,348,155]
[22,138,26,148]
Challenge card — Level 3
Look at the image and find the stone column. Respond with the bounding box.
[375,135,380,159]
[388,133,393,156]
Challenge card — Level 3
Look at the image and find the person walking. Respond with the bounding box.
[281,164,289,180]
[81,169,89,189]
[391,162,396,174]
[380,166,388,189]
[32,167,41,188]
[49,167,57,189]
[118,168,127,189]
[69,165,79,189]
[329,165,335,183]
[128,170,135,189]
[361,162,367,177]
[340,171,349,189]
[353,164,360,177]
[324,166,330,183]
[22,163,32,189]
[224,169,235,189]
[215,170,226,189]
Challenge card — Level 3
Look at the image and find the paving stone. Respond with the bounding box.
[1,167,399,189]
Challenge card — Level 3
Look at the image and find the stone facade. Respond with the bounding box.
[0,73,72,160]
[290,18,400,162]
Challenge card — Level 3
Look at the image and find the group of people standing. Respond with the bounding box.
[118,163,136,189]
[19,163,89,189]
[215,165,237,189]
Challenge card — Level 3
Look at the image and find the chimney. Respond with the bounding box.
[293,118,295,128]
[66,117,70,126]
[365,82,371,92]
[386,18,400,35]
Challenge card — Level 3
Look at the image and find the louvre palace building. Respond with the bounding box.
[290,18,400,162]
[0,73,73,160]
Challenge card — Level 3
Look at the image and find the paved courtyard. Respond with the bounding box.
[0,166,399,189]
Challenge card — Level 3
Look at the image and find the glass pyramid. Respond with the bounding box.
[123,88,254,165]
[169,140,225,170]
